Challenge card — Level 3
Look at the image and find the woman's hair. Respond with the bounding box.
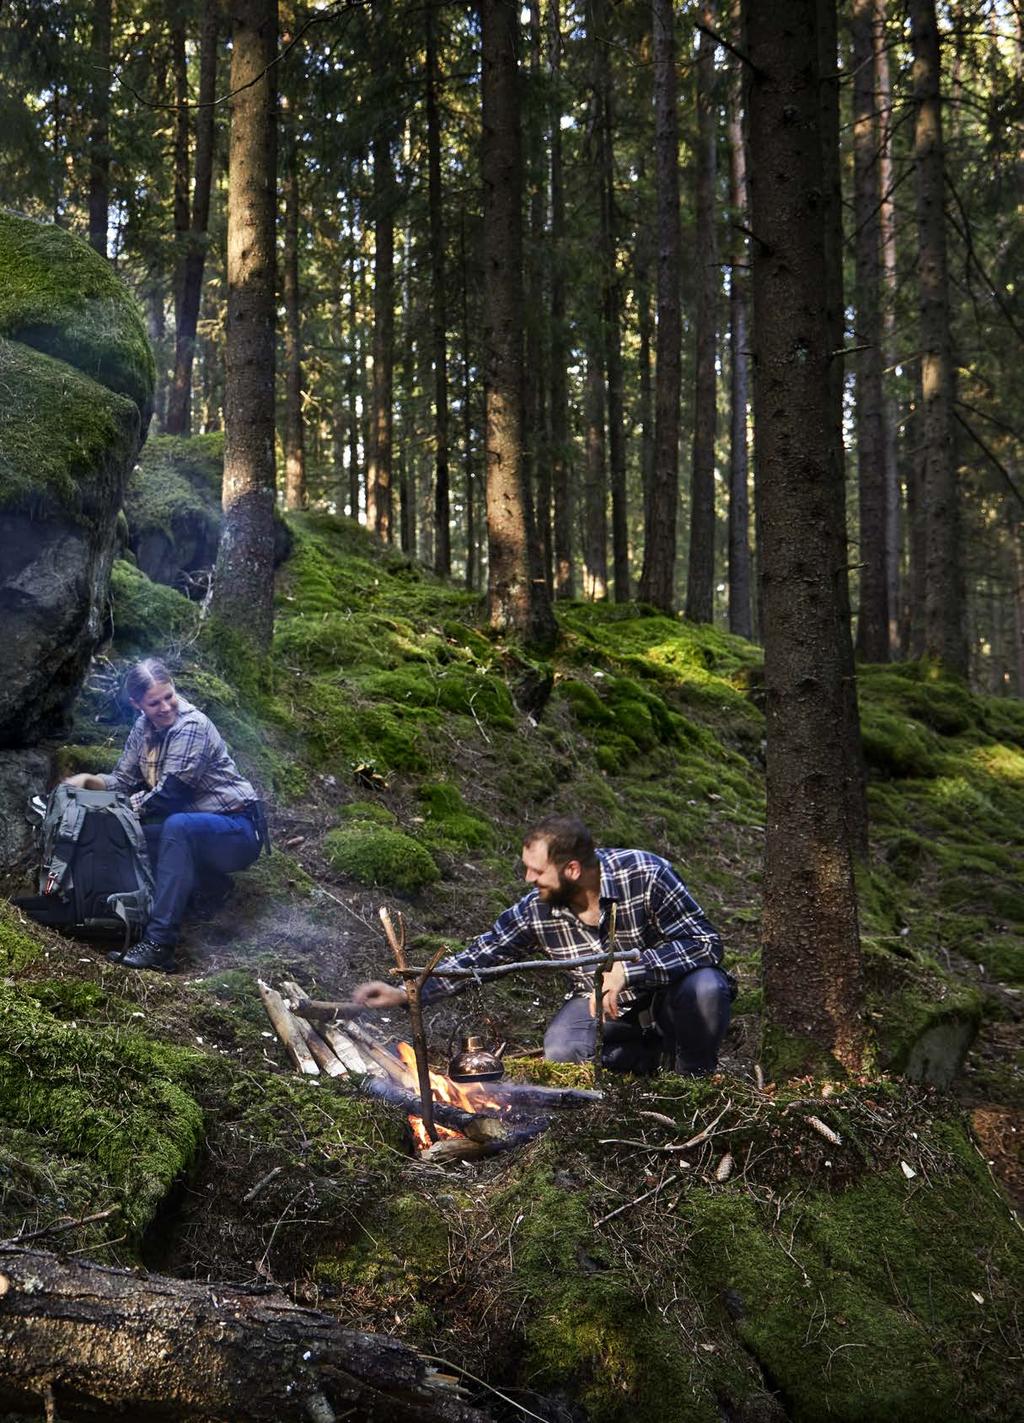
[124,658,174,707]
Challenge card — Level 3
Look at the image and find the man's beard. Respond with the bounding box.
[539,873,576,908]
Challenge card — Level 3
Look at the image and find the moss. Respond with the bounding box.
[0,901,44,974]
[337,799,397,826]
[859,703,940,779]
[0,210,154,413]
[417,780,493,850]
[0,983,206,1239]
[502,1057,596,1089]
[865,944,983,1083]
[53,742,123,778]
[124,433,222,541]
[0,338,142,523]
[323,824,440,894]
[109,558,200,650]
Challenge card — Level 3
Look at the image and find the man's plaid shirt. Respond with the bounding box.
[101,698,257,817]
[422,848,723,1006]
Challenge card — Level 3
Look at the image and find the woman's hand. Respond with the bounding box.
[351,980,407,1010]
[63,773,107,790]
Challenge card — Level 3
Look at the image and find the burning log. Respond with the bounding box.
[0,1247,490,1423]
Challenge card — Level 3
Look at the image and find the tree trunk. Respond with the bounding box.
[167,1,218,438]
[686,2,719,625]
[874,0,902,656]
[852,0,889,661]
[548,0,574,599]
[426,0,451,574]
[281,98,306,511]
[170,17,190,335]
[634,156,656,598]
[0,1247,488,1423]
[88,0,112,256]
[370,122,395,543]
[480,0,557,645]
[910,0,967,675]
[459,206,478,590]
[744,0,865,1075]
[638,0,681,612]
[210,0,278,652]
[348,239,361,519]
[726,0,753,640]
[905,391,928,656]
[1011,509,1024,696]
[582,354,609,600]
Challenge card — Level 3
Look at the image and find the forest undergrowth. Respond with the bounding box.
[2,464,1023,1422]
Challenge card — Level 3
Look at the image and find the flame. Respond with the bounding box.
[395,1042,504,1151]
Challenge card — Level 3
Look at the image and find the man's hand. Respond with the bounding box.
[588,958,627,1021]
[351,980,407,1011]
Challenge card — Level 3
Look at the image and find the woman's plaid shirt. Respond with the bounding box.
[101,698,257,817]
[422,847,722,1006]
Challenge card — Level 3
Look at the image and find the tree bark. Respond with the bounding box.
[548,0,574,599]
[582,354,609,600]
[480,0,557,645]
[726,0,753,640]
[686,2,719,626]
[369,100,395,543]
[167,1,218,438]
[281,96,306,511]
[426,0,452,574]
[459,206,478,590]
[210,0,278,652]
[852,0,889,661]
[744,0,865,1075]
[88,0,112,256]
[910,0,967,675]
[874,0,902,656]
[638,0,681,612]
[170,16,191,335]
[0,1247,488,1423]
[634,156,656,599]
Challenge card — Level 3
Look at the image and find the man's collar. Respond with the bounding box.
[598,849,619,904]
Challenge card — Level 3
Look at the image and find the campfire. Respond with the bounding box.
[258,978,600,1164]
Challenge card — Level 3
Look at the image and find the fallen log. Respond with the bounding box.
[0,1247,490,1423]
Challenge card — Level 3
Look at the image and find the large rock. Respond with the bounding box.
[0,749,50,893]
[126,433,292,593]
[0,212,153,748]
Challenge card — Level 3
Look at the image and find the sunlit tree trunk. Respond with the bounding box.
[910,0,967,674]
[425,0,451,574]
[639,0,681,611]
[480,0,556,644]
[726,0,752,640]
[281,97,306,510]
[347,258,360,519]
[88,0,112,256]
[874,0,902,655]
[686,1,718,625]
[852,0,889,660]
[170,17,190,338]
[459,207,478,591]
[211,0,278,652]
[635,156,655,589]
[369,116,395,542]
[167,1,218,437]
[745,0,865,1075]
[549,0,574,599]
[582,355,608,600]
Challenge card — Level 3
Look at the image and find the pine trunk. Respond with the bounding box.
[686,3,719,625]
[874,0,902,655]
[910,0,967,675]
[167,1,218,437]
[170,18,190,337]
[549,0,574,599]
[744,0,865,1074]
[282,100,306,511]
[370,120,395,542]
[726,0,753,640]
[210,0,278,651]
[583,354,609,600]
[638,0,681,612]
[852,0,889,661]
[426,0,451,574]
[480,0,556,645]
[88,0,112,256]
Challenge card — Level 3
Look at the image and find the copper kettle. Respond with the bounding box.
[448,1035,504,1083]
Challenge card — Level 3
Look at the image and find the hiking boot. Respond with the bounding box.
[111,939,178,974]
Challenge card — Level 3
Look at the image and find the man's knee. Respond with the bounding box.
[543,1002,594,1062]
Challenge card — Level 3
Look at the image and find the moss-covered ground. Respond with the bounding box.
[2,502,1022,1420]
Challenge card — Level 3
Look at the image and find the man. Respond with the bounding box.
[353,815,733,1075]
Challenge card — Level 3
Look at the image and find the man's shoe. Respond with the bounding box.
[114,938,178,973]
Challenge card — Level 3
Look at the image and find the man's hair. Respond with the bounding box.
[523,815,599,869]
[124,658,174,707]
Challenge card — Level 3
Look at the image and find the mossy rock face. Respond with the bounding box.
[0,210,154,416]
[323,823,440,894]
[109,558,200,652]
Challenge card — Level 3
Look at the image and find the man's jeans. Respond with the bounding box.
[142,812,259,947]
[543,966,733,1075]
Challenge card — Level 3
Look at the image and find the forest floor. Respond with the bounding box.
[2,483,1023,1422]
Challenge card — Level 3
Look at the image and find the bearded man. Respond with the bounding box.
[352,815,734,1076]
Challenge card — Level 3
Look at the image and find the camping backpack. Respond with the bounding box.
[15,785,154,945]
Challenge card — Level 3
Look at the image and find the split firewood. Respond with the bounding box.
[281,982,383,1077]
[0,1247,490,1423]
[257,980,318,1075]
[291,1013,347,1077]
[417,1138,496,1165]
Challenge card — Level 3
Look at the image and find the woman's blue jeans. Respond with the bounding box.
[543,966,733,1075]
[142,812,259,947]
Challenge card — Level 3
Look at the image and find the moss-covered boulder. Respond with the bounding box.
[124,433,292,592]
[0,212,153,751]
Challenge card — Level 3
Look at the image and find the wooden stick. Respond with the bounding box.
[593,1171,682,1228]
[281,982,381,1077]
[292,999,366,1022]
[592,902,617,1087]
[387,949,641,981]
[257,980,318,1075]
[380,907,442,1143]
[279,981,347,1077]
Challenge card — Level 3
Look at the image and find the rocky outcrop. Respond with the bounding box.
[0,211,153,748]
[126,433,292,593]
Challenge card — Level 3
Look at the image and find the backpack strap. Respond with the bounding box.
[44,796,88,895]
[107,800,155,894]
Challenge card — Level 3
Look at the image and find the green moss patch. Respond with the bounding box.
[417,780,493,850]
[0,901,44,974]
[109,558,200,650]
[0,210,154,412]
[324,823,440,894]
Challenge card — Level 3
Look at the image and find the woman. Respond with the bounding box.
[65,657,262,973]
